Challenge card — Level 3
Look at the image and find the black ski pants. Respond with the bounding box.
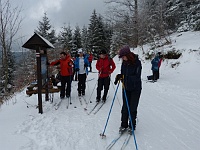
[97,76,110,99]
[60,75,72,97]
[152,70,159,80]
[78,73,87,94]
[89,61,92,72]
[121,89,141,129]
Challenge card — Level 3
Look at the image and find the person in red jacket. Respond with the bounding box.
[88,51,93,72]
[96,50,116,102]
[50,52,73,99]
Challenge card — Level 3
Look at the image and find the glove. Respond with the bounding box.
[84,64,88,67]
[75,68,80,71]
[114,74,123,85]
[47,62,50,65]
[68,62,72,66]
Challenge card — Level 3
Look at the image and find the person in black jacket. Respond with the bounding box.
[114,45,142,135]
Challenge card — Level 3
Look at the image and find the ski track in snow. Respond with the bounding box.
[13,66,200,150]
[139,76,200,150]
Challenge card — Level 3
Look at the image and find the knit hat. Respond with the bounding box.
[78,48,83,54]
[119,45,131,58]
[99,50,107,55]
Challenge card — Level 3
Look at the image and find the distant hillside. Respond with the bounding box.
[0,51,34,65]
[12,51,30,64]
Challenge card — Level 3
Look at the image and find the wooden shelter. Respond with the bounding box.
[22,32,55,114]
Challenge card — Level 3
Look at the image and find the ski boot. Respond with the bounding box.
[119,127,126,134]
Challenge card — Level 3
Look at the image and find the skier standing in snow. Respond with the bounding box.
[49,52,73,99]
[114,45,142,134]
[147,53,160,81]
[74,48,89,96]
[96,50,116,103]
[87,51,93,72]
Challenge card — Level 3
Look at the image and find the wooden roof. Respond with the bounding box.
[22,32,55,50]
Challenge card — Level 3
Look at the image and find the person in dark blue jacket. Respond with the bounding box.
[147,54,160,81]
[151,55,160,80]
[74,48,89,96]
[114,45,142,134]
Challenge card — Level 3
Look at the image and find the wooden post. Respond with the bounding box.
[45,50,49,101]
[36,49,43,114]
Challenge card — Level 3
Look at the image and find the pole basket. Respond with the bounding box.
[100,133,106,138]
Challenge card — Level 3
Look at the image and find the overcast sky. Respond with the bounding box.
[10,0,107,40]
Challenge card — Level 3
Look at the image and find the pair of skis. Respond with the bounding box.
[73,95,88,108]
[86,101,105,115]
[78,96,88,106]
[106,132,132,150]
[86,96,109,115]
[142,79,157,83]
[54,97,71,110]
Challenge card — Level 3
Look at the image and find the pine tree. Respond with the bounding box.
[58,24,73,51]
[73,25,82,50]
[88,10,110,58]
[36,13,57,44]
[104,23,113,55]
[88,9,99,58]
[81,25,89,52]
[95,16,107,51]
[48,28,57,44]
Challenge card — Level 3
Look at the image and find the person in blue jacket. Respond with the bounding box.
[74,48,89,96]
[147,53,162,82]
[151,55,160,82]
[114,45,142,135]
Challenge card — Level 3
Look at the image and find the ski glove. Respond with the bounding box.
[114,74,123,85]
[84,64,88,67]
[75,68,80,72]
[68,62,73,66]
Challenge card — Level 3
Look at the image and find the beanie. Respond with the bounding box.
[99,50,107,55]
[119,45,131,58]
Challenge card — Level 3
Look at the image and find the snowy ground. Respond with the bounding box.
[0,31,200,150]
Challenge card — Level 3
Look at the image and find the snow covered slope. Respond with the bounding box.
[0,31,200,150]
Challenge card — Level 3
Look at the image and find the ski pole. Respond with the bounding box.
[69,74,72,104]
[110,78,121,107]
[87,70,100,104]
[84,81,97,110]
[100,81,120,138]
[122,82,138,150]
